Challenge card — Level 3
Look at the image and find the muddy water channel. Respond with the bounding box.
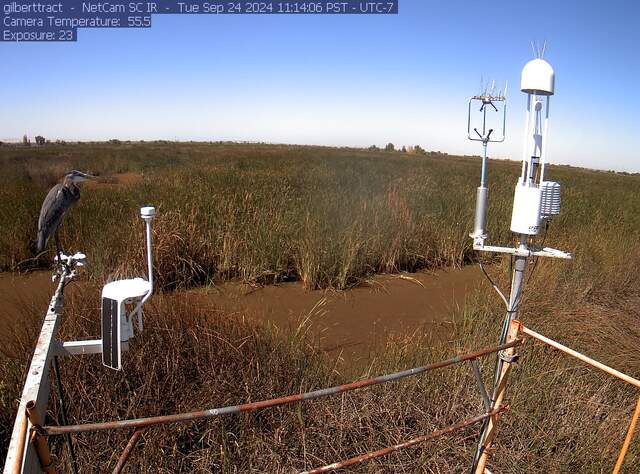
[0,266,480,363]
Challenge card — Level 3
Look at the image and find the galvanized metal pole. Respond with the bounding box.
[4,272,68,474]
[494,236,528,386]
[471,235,528,471]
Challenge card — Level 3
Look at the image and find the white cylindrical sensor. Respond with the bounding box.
[510,185,542,235]
[141,206,156,219]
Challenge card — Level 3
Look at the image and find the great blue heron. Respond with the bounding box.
[36,170,95,265]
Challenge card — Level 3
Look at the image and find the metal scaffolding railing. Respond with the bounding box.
[512,320,640,474]
[40,339,521,436]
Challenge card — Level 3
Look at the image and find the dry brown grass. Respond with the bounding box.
[3,260,638,473]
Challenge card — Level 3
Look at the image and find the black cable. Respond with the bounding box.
[477,254,509,308]
[53,356,79,474]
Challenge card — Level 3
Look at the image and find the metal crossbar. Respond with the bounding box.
[42,339,522,436]
[300,407,508,474]
[516,322,640,389]
[513,321,640,474]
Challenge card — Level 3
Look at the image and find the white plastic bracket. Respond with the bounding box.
[55,339,129,357]
[474,243,571,259]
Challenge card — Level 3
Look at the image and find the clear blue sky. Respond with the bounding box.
[1,1,638,171]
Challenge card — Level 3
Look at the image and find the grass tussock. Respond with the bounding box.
[1,143,640,472]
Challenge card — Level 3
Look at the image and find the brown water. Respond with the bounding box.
[0,267,480,362]
[0,271,53,338]
[190,266,480,363]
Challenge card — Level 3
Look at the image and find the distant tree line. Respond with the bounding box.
[368,143,429,155]
[11,135,67,146]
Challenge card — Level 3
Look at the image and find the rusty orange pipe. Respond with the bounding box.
[612,397,640,474]
[514,321,640,389]
[11,408,28,474]
[514,321,640,474]
[26,400,55,474]
[301,406,508,474]
[112,430,144,474]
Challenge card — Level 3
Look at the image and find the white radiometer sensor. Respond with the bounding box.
[520,58,555,96]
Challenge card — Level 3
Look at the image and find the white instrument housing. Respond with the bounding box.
[510,185,542,235]
[101,206,156,371]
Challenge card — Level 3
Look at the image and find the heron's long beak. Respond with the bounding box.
[75,172,97,182]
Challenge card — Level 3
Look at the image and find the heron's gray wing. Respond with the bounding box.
[36,184,79,252]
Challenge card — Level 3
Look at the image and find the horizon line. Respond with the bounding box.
[1,138,637,175]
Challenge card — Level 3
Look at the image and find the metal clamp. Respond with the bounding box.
[30,424,48,437]
[498,351,519,364]
[52,253,87,284]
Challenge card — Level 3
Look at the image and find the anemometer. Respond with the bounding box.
[467,80,507,246]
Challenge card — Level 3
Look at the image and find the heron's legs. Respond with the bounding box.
[54,230,64,270]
